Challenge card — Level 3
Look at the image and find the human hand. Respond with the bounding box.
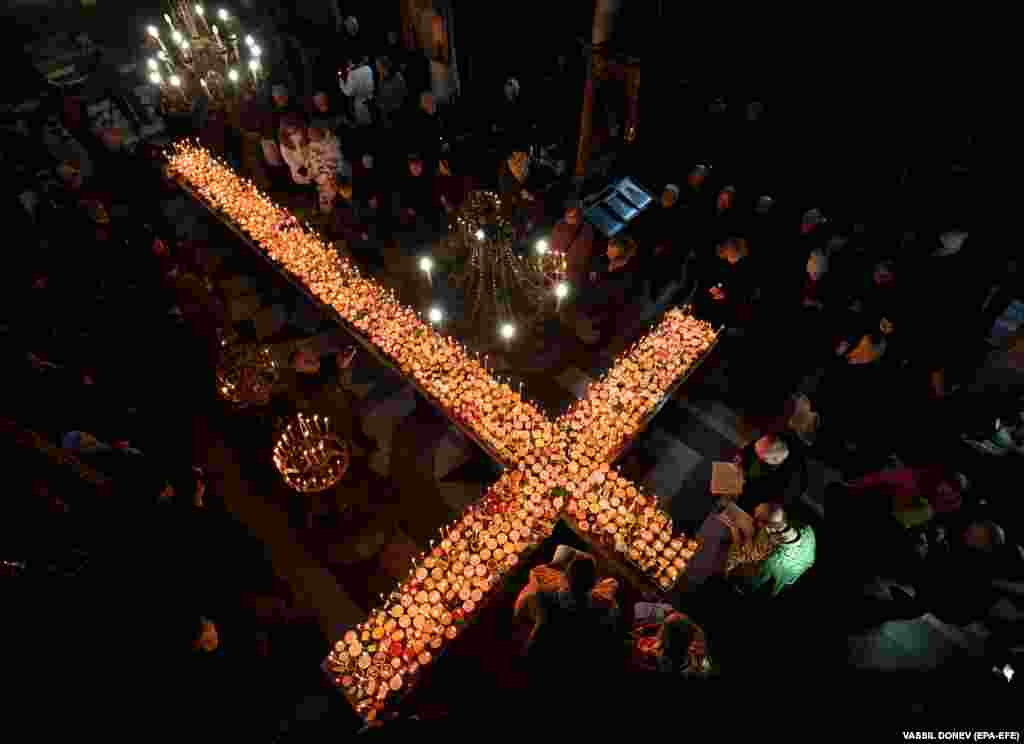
[879,317,894,335]
[835,340,851,356]
[152,238,168,256]
[368,197,379,210]
[709,285,726,301]
[360,232,369,241]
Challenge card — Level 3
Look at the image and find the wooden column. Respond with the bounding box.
[575,0,621,179]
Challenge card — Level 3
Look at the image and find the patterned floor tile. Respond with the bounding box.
[434,429,475,480]
[554,366,594,401]
[438,482,486,514]
[635,427,705,498]
[253,304,291,340]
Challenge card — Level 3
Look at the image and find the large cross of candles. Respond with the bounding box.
[273,413,351,493]
[167,144,722,722]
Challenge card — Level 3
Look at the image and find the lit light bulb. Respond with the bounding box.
[147,58,158,70]
[475,229,485,241]
[147,25,160,38]
[535,239,549,255]
[244,34,254,46]
[228,68,239,82]
[428,307,443,323]
[500,323,516,340]
[251,45,262,57]
[172,30,183,45]
[170,75,182,87]
[249,59,261,72]
[555,282,569,300]
[418,256,433,273]
[218,8,229,21]
[157,50,168,60]
[149,72,163,85]
[194,4,205,16]
[181,40,190,51]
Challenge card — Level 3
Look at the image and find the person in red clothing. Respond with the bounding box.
[845,466,966,526]
[549,204,598,288]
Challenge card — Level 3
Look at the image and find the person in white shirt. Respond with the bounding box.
[339,60,374,127]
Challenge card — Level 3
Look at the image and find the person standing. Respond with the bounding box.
[339,58,375,128]
[550,204,598,288]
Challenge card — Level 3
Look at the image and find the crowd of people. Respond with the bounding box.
[4,9,1018,732]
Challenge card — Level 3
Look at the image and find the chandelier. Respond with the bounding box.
[273,413,351,493]
[444,191,564,345]
[144,2,265,113]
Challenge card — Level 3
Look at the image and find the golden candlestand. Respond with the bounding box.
[273,413,350,493]
[216,344,279,407]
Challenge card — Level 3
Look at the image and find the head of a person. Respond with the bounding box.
[344,16,359,37]
[568,555,597,598]
[408,155,424,177]
[716,237,749,265]
[873,260,896,286]
[291,349,320,374]
[661,184,680,209]
[607,235,637,264]
[361,152,374,170]
[278,114,306,148]
[755,194,774,214]
[688,164,708,188]
[337,177,354,202]
[420,91,435,116]
[801,208,825,235]
[963,520,1005,553]
[271,84,290,108]
[57,161,84,191]
[508,150,530,181]
[194,616,219,653]
[504,77,520,102]
[754,433,790,465]
[807,249,829,280]
[312,92,330,113]
[659,614,697,670]
[565,205,581,225]
[376,56,392,79]
[754,502,788,535]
